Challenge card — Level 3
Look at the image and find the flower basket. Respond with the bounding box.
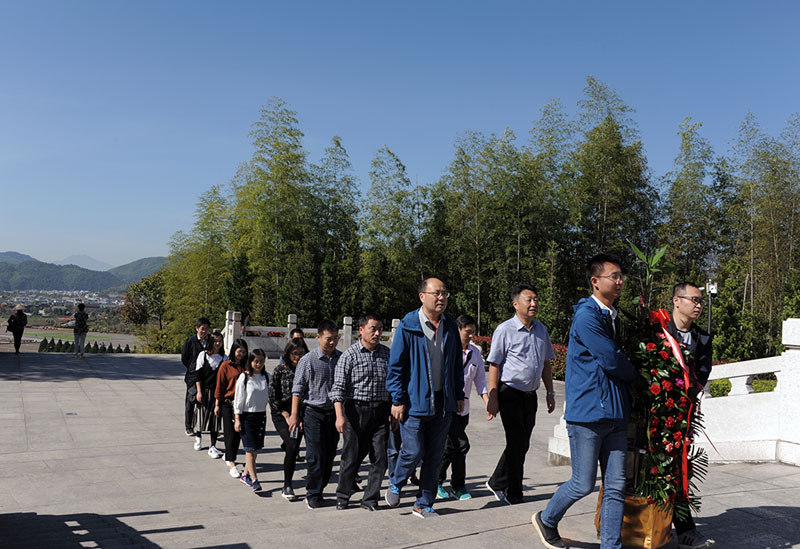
[594,485,673,548]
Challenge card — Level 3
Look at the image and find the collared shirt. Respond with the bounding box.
[461,343,488,416]
[487,315,555,392]
[418,307,444,391]
[292,346,342,409]
[591,295,618,338]
[329,341,391,403]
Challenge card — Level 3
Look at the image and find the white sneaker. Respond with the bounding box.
[228,465,240,478]
[678,529,716,549]
[193,436,202,451]
[208,446,222,459]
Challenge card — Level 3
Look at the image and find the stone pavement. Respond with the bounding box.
[0,351,799,548]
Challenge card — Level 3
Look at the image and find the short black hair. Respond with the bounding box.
[456,314,477,330]
[673,282,701,297]
[587,253,622,281]
[77,303,85,311]
[359,313,383,329]
[317,319,338,335]
[418,278,432,293]
[289,328,304,338]
[511,283,538,301]
[195,317,211,328]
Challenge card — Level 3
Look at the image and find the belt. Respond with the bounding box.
[307,404,336,415]
[353,400,388,408]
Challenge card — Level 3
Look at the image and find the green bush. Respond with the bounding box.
[123,344,131,353]
[38,339,48,352]
[709,378,777,397]
[47,338,56,352]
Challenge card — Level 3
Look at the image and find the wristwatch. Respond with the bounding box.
[546,391,556,397]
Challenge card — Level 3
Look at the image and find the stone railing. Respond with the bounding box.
[548,318,800,467]
[222,312,401,358]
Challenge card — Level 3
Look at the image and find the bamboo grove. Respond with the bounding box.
[132,77,800,361]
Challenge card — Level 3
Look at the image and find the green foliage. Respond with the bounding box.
[47,338,55,352]
[38,338,48,352]
[89,341,99,353]
[123,344,131,353]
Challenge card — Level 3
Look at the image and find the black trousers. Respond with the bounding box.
[439,413,470,490]
[184,382,195,432]
[488,384,537,499]
[336,401,389,504]
[303,406,339,499]
[220,401,241,463]
[12,330,23,352]
[273,412,304,488]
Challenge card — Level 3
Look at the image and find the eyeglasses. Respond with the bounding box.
[421,291,450,298]
[595,274,627,283]
[677,295,704,306]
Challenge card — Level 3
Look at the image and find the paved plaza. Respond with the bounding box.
[0,350,799,548]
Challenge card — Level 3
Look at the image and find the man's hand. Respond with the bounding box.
[391,404,406,423]
[457,399,464,414]
[546,393,556,413]
[335,415,346,434]
[287,413,299,435]
[389,415,399,431]
[214,404,220,417]
[196,392,202,404]
[486,394,499,421]
[234,418,241,432]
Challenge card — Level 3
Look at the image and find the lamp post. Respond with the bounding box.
[707,279,718,334]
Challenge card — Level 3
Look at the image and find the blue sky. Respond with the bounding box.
[1,1,798,267]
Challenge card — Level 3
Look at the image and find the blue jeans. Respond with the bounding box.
[390,395,452,508]
[542,421,627,549]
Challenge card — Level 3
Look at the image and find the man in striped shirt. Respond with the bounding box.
[330,314,391,511]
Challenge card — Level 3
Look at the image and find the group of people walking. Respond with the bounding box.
[180,252,714,549]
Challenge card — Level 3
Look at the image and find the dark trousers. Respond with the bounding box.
[488,384,537,499]
[673,506,696,535]
[184,382,195,432]
[336,401,389,505]
[439,413,470,491]
[273,412,304,488]
[12,330,23,352]
[220,401,241,462]
[303,406,340,500]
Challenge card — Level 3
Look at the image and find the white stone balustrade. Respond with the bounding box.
[548,318,800,467]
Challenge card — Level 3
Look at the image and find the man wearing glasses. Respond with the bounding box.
[385,277,465,518]
[534,254,638,549]
[667,283,715,549]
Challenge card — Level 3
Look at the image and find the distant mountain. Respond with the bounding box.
[0,251,38,264]
[109,257,167,284]
[0,261,123,291]
[55,255,113,271]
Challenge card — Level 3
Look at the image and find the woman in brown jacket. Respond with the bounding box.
[215,338,249,478]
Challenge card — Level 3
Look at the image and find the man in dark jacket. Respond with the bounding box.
[667,282,715,549]
[385,277,465,518]
[7,305,28,355]
[182,317,210,436]
[534,254,638,549]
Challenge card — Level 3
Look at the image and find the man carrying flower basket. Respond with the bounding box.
[533,254,638,549]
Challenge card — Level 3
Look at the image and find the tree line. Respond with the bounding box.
[123,76,800,362]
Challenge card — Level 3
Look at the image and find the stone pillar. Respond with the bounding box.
[547,401,571,465]
[342,316,353,350]
[287,314,297,341]
[223,311,242,355]
[778,319,800,465]
[390,318,400,346]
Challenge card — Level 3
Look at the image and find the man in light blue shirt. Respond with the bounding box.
[486,283,556,505]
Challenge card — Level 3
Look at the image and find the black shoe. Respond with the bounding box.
[306,496,323,510]
[296,454,305,463]
[336,499,348,510]
[360,501,378,512]
[506,494,524,505]
[281,486,296,501]
[532,511,566,549]
[409,472,420,486]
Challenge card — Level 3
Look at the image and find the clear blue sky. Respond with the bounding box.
[2,1,798,267]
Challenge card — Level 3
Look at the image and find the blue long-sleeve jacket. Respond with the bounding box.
[386,309,465,416]
[564,297,638,425]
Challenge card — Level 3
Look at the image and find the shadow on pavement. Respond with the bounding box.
[0,509,230,548]
[0,352,182,382]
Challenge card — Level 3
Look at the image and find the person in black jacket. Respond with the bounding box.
[182,317,211,436]
[667,282,715,549]
[7,305,28,355]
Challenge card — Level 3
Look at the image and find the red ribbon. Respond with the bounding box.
[648,308,693,500]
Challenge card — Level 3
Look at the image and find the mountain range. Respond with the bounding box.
[0,252,166,291]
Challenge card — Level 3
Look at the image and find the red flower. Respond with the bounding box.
[651,369,658,375]
[662,380,673,391]
[673,431,683,441]
[676,413,684,422]
[650,416,660,426]
[659,350,671,361]
[679,396,688,407]
[675,439,682,448]
[665,398,675,409]
[646,342,657,351]
[647,497,655,505]
[649,427,657,437]
[650,383,661,395]
[651,466,658,474]
[665,417,675,428]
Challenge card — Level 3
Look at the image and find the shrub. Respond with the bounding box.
[123,344,131,353]
[551,343,567,381]
[38,339,48,352]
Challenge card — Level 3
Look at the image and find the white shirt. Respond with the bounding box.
[233,372,269,414]
[196,351,223,371]
[461,343,488,416]
[591,295,618,337]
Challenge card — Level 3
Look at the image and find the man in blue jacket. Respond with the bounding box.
[385,277,465,518]
[534,254,638,549]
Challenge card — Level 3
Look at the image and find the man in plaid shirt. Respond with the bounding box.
[330,314,391,511]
